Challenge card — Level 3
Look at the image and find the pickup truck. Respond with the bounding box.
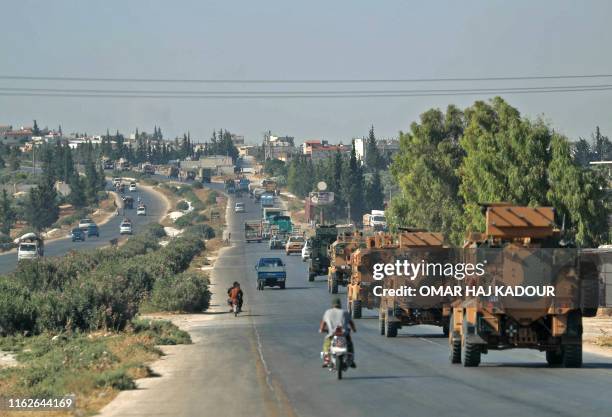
[255,257,286,290]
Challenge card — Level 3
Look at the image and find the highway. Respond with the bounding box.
[101,185,612,417]
[0,182,168,274]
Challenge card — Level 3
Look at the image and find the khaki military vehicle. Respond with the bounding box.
[449,204,600,367]
[327,232,365,294]
[378,231,451,338]
[347,233,398,319]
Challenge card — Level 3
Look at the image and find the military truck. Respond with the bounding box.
[378,231,451,338]
[198,167,213,183]
[327,232,365,294]
[308,224,339,281]
[449,204,600,368]
[224,178,236,193]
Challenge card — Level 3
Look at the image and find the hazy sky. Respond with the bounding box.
[1,0,611,143]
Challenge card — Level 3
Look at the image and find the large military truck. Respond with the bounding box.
[308,225,339,281]
[198,167,213,183]
[327,232,365,294]
[379,231,451,338]
[449,204,600,368]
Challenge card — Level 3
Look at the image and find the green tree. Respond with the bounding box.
[547,134,608,246]
[364,125,383,172]
[0,189,16,234]
[68,174,87,208]
[459,97,551,232]
[390,106,465,243]
[364,170,385,212]
[84,157,99,204]
[341,142,364,222]
[24,177,59,230]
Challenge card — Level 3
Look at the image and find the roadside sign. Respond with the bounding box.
[309,191,334,206]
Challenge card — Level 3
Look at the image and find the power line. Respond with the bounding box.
[2,73,612,84]
[2,84,612,95]
[1,85,612,99]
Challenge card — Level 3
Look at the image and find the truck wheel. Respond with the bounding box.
[461,318,481,367]
[379,311,386,335]
[546,350,563,366]
[351,300,362,319]
[308,272,315,282]
[561,344,582,368]
[385,314,398,338]
[442,320,450,337]
[279,282,285,289]
[450,339,461,364]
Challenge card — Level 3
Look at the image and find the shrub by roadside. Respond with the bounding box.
[150,272,211,313]
[0,320,190,416]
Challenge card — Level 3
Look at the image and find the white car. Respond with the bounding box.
[18,242,40,260]
[234,202,245,213]
[129,183,137,192]
[136,205,146,216]
[119,221,133,234]
[301,241,312,261]
[78,218,95,230]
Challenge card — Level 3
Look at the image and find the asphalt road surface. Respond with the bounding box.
[102,184,612,417]
[0,182,167,274]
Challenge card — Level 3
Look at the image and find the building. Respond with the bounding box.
[239,145,258,157]
[302,139,350,161]
[1,127,33,144]
[180,155,234,175]
[354,137,400,163]
[263,133,297,161]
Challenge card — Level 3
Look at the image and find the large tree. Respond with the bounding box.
[24,177,59,230]
[0,189,16,235]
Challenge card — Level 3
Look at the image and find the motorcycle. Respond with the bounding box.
[229,298,241,317]
[322,326,352,379]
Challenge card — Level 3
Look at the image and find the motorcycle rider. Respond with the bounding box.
[227,281,243,312]
[319,297,356,368]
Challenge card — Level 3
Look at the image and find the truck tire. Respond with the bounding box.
[279,282,285,289]
[351,300,362,319]
[461,318,481,367]
[442,320,450,337]
[385,314,398,338]
[561,344,582,368]
[450,339,461,364]
[546,350,563,366]
[308,272,316,282]
[379,311,386,335]
[562,310,583,368]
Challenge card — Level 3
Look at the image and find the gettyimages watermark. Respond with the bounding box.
[367,248,603,309]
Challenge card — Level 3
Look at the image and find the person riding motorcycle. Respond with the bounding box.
[319,297,356,368]
[227,281,243,312]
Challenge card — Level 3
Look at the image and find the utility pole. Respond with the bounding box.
[347,201,351,224]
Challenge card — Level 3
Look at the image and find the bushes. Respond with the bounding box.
[0,223,204,335]
[191,180,203,189]
[176,200,189,211]
[150,272,210,313]
[206,191,219,205]
[132,319,191,345]
[184,224,215,239]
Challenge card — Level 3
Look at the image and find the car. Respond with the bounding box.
[255,257,286,290]
[129,182,137,192]
[301,240,312,262]
[86,224,99,237]
[269,236,285,250]
[234,202,245,213]
[119,220,133,235]
[71,228,86,242]
[78,218,95,230]
[137,205,146,216]
[285,235,306,255]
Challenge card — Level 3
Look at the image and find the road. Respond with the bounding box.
[0,182,168,274]
[101,184,612,417]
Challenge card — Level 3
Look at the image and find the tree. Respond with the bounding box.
[459,97,551,233]
[547,134,608,246]
[0,189,16,234]
[364,125,383,172]
[341,142,364,222]
[32,120,40,135]
[68,174,87,208]
[83,156,99,203]
[573,138,592,167]
[364,170,385,212]
[24,177,59,230]
[390,106,465,243]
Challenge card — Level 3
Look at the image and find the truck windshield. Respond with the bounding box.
[259,258,284,267]
[19,243,37,251]
[372,216,386,222]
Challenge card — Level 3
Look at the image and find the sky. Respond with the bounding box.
[1,0,611,143]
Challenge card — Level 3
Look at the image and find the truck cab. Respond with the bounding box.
[255,257,287,290]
